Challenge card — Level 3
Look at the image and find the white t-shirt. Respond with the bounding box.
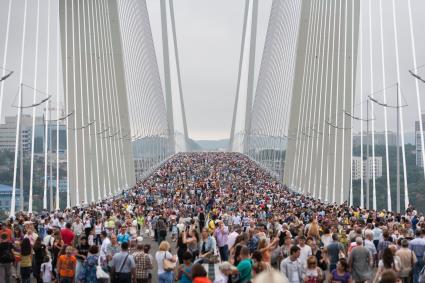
[72,222,84,235]
[95,224,102,234]
[43,235,54,248]
[298,245,312,267]
[41,262,52,283]
[155,251,173,274]
[84,219,92,229]
[232,216,241,226]
[100,237,111,259]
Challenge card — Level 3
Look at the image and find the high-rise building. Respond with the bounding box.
[352,156,383,180]
[415,114,425,167]
[0,115,36,153]
[0,115,67,155]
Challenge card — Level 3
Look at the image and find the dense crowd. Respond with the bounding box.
[0,152,425,283]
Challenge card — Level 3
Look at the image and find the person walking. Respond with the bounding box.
[61,223,75,246]
[329,258,352,283]
[99,231,111,268]
[281,245,303,283]
[409,229,425,283]
[214,220,229,261]
[197,228,217,264]
[236,246,253,283]
[133,240,153,283]
[176,252,193,283]
[57,246,77,283]
[396,239,417,283]
[157,216,168,244]
[348,237,373,283]
[78,246,99,283]
[191,263,212,283]
[156,241,177,283]
[111,242,136,283]
[20,238,33,283]
[0,233,15,283]
[33,237,46,283]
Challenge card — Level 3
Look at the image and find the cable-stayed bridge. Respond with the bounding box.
[0,0,424,216]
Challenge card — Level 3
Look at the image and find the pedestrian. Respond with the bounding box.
[329,258,351,283]
[348,237,373,283]
[176,251,193,283]
[111,242,136,283]
[57,246,77,283]
[236,246,253,283]
[326,233,346,272]
[156,241,177,283]
[33,237,46,283]
[281,245,303,283]
[40,255,53,283]
[302,256,323,283]
[61,222,75,246]
[396,239,417,283]
[133,240,153,283]
[191,263,212,283]
[214,220,229,261]
[79,245,100,283]
[20,237,33,283]
[409,229,425,283]
[374,247,401,283]
[0,233,15,283]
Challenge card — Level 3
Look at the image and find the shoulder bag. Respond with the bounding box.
[163,252,176,272]
[112,254,129,283]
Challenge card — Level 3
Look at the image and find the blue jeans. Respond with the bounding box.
[413,257,424,283]
[159,271,173,283]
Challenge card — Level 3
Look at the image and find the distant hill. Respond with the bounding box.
[187,139,202,151]
[195,139,230,151]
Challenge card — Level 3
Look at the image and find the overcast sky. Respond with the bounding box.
[146,0,272,140]
[1,0,425,141]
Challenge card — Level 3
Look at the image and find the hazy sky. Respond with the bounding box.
[1,0,425,141]
[145,0,425,141]
[146,0,272,140]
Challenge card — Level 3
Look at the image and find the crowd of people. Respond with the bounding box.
[0,152,425,283]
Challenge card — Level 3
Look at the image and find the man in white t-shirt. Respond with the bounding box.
[297,236,312,268]
[99,231,111,266]
[232,214,241,228]
[72,218,84,237]
[43,229,54,256]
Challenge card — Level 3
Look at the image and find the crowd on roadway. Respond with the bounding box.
[0,152,425,283]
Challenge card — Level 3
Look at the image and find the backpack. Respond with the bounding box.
[158,219,167,237]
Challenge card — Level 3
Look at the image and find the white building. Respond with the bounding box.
[0,115,36,153]
[352,156,383,180]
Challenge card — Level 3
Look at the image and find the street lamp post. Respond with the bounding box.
[368,82,406,212]
[343,109,373,209]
